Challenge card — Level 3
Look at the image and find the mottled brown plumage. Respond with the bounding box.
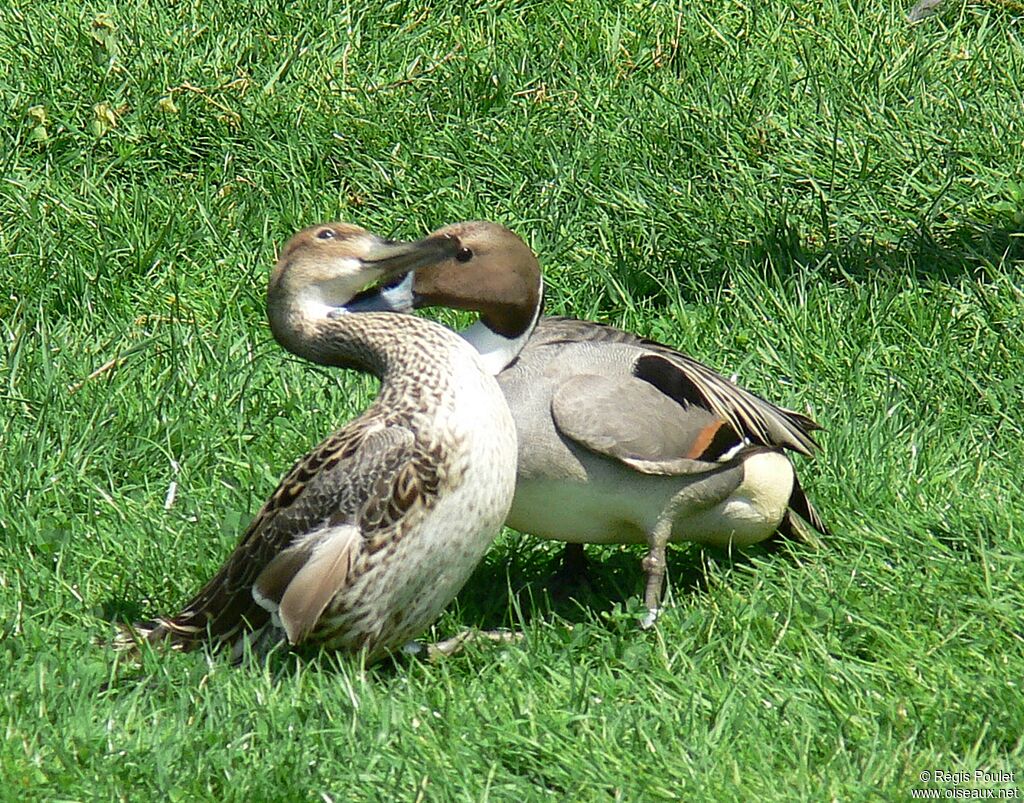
[135,223,517,660]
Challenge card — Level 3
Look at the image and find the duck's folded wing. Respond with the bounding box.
[634,353,820,457]
[144,425,420,649]
[535,317,821,456]
[550,373,742,476]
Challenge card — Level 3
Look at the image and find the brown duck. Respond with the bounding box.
[136,223,517,661]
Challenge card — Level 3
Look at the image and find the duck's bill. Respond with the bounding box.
[345,270,418,313]
[345,233,453,312]
[361,233,459,278]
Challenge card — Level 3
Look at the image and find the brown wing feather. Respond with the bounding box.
[260,523,361,645]
[144,423,429,651]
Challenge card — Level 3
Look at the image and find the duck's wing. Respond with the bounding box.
[539,317,828,539]
[141,424,427,650]
[535,316,821,457]
[550,372,741,476]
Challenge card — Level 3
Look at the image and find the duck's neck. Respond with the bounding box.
[269,299,445,387]
[460,277,544,375]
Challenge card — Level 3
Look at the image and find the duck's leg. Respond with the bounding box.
[230,624,288,664]
[552,542,591,585]
[640,515,674,629]
[545,542,596,600]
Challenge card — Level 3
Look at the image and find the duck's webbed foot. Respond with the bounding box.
[403,630,523,660]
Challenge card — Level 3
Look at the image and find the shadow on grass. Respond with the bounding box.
[96,536,809,689]
[99,597,148,625]
[589,209,1022,315]
[450,534,806,632]
[748,213,1022,285]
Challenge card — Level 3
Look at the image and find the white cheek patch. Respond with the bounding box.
[302,257,399,316]
[296,286,341,320]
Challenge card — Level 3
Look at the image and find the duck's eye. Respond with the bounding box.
[455,247,473,263]
[316,228,335,240]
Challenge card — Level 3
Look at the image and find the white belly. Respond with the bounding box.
[507,450,793,548]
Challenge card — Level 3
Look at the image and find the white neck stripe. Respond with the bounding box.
[460,275,543,375]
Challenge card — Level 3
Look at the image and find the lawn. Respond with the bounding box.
[1,0,1022,799]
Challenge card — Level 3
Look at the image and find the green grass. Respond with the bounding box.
[2,0,1023,798]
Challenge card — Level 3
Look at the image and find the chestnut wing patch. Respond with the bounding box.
[535,318,821,456]
[635,353,820,456]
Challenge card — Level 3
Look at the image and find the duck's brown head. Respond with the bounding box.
[268,222,461,359]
